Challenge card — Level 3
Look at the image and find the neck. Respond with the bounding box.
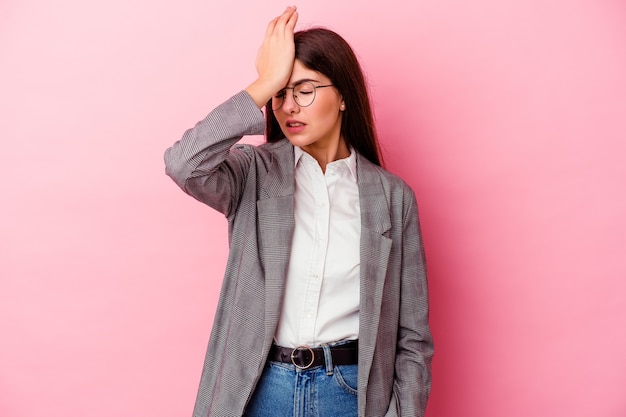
[301,138,350,173]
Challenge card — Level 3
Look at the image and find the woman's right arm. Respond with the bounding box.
[165,6,298,217]
[164,90,265,217]
[164,6,298,216]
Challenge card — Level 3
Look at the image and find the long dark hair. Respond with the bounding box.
[265,28,383,166]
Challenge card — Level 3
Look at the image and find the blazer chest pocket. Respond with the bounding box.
[256,197,295,264]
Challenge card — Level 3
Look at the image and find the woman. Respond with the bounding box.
[165,6,433,417]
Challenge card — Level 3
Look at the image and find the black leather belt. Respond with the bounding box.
[268,340,358,370]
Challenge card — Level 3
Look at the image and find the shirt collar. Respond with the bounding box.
[293,146,358,182]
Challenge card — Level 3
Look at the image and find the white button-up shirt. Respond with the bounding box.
[274,147,361,348]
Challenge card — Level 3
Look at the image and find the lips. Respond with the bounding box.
[285,119,306,134]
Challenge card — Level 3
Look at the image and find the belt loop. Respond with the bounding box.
[322,343,334,376]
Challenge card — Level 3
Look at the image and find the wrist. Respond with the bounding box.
[245,78,280,109]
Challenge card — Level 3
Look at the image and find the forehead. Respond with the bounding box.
[288,60,330,85]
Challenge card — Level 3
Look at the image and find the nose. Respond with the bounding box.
[280,91,300,113]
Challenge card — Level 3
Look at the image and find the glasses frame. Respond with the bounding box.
[271,82,334,111]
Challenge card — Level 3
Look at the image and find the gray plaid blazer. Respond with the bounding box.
[165,91,433,417]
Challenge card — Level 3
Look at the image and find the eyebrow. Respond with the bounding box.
[285,78,321,88]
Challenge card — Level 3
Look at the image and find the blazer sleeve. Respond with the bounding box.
[389,191,434,417]
[164,90,265,217]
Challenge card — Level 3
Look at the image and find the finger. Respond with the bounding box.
[286,10,298,32]
[275,6,297,33]
[264,7,294,43]
[264,15,280,38]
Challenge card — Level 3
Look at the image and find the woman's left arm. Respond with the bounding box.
[391,191,434,416]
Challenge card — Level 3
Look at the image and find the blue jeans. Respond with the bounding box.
[244,345,358,417]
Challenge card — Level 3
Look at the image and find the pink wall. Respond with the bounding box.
[1,0,625,416]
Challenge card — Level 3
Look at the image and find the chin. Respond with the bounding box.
[285,135,313,148]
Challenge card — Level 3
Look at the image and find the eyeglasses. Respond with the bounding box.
[271,81,334,111]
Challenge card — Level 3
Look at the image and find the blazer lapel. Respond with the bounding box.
[256,140,296,351]
[356,154,393,387]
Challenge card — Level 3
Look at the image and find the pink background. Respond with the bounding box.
[2,0,625,416]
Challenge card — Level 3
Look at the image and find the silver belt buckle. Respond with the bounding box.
[290,345,315,369]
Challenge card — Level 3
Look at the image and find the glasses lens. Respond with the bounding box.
[294,82,316,107]
[272,90,285,111]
